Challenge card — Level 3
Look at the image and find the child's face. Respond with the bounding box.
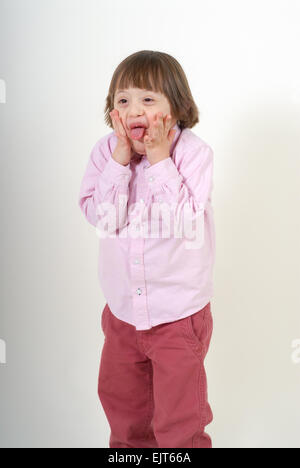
[113,87,177,155]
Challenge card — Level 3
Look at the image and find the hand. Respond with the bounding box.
[143,112,177,165]
[109,109,134,166]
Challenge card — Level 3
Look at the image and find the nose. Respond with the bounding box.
[128,111,144,119]
[128,103,145,117]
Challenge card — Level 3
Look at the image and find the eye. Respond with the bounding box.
[117,98,154,104]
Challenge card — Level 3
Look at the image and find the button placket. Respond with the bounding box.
[130,234,149,329]
[128,160,151,329]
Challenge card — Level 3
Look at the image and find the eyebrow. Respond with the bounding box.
[115,89,157,96]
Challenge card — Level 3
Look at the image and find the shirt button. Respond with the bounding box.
[134,258,140,264]
[148,176,154,182]
[136,288,142,295]
[140,198,144,203]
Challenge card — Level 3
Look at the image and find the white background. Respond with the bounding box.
[0,0,300,448]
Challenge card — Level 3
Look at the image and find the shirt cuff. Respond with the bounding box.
[144,157,182,194]
[101,153,132,185]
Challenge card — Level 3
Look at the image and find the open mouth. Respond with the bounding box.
[129,126,147,141]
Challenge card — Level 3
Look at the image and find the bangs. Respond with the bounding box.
[114,59,165,97]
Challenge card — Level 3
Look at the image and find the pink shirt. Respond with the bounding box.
[78,123,216,330]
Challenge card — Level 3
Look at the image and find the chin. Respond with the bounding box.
[133,140,145,148]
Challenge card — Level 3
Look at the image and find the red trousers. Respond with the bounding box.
[98,302,213,448]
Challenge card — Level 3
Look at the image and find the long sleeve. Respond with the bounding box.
[144,143,214,243]
[78,140,132,236]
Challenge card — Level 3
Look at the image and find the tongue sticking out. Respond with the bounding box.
[130,127,146,140]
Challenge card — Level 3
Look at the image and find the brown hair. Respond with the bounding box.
[104,50,199,130]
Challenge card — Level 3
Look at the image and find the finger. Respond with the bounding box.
[110,111,125,136]
[145,121,153,142]
[157,112,163,127]
[116,115,126,136]
[153,112,161,136]
[160,113,168,136]
[144,126,152,142]
[144,128,152,144]
[109,111,115,129]
[160,113,170,134]
[116,113,126,132]
[154,112,161,127]
[166,114,172,129]
[162,114,168,132]
[168,128,176,143]
[164,114,172,132]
